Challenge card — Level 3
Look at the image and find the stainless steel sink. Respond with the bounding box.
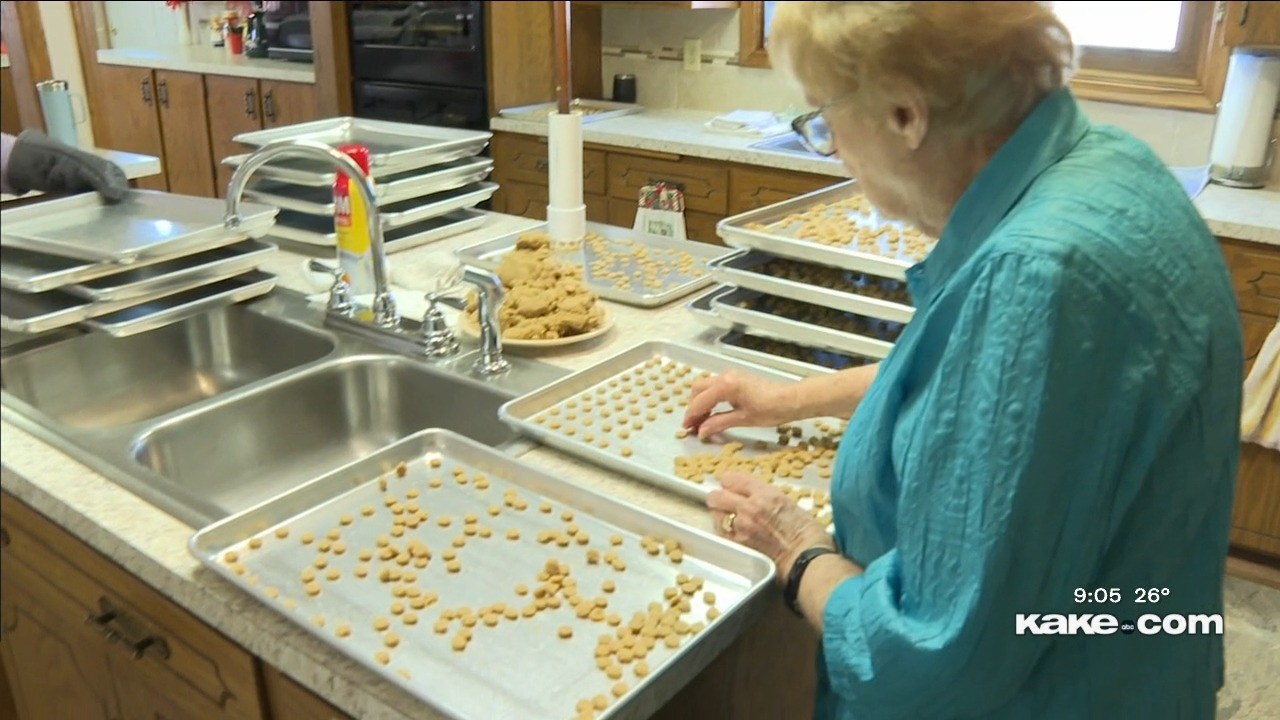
[133,355,519,514]
[749,133,834,160]
[1,306,334,428]
[0,288,567,527]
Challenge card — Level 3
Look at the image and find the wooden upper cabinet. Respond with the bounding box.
[205,75,263,198]
[261,80,318,129]
[155,70,216,197]
[1222,1,1280,48]
[93,64,167,191]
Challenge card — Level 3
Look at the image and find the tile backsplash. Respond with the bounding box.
[600,5,1279,180]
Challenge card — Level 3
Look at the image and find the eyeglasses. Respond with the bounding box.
[791,94,857,157]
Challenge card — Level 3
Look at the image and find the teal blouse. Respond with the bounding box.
[819,89,1243,719]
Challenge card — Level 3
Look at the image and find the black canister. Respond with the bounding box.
[612,74,637,104]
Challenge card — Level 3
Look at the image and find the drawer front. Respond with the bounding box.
[1242,310,1276,375]
[494,179,549,220]
[606,198,723,245]
[729,166,838,214]
[1221,237,1280,319]
[491,133,606,194]
[608,153,729,215]
[1,495,264,720]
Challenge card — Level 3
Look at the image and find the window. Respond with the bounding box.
[738,1,1227,111]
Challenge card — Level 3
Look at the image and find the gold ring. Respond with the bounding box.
[721,512,737,534]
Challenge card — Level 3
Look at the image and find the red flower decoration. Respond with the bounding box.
[165,0,189,9]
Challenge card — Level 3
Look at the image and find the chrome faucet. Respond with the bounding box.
[224,139,398,328]
[461,266,510,376]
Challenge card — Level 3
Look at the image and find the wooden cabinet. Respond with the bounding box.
[491,133,607,194]
[261,80,318,129]
[1218,237,1280,561]
[1,66,21,136]
[729,166,836,214]
[205,78,318,197]
[156,71,216,197]
[0,494,266,720]
[93,64,167,191]
[263,666,353,720]
[608,152,729,215]
[206,75,263,197]
[607,197,722,245]
[1222,1,1280,48]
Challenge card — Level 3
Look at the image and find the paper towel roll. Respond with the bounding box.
[1210,50,1280,187]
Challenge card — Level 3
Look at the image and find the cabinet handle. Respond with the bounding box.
[140,78,152,106]
[84,608,119,634]
[157,79,169,108]
[534,159,549,172]
[84,599,172,662]
[264,90,276,123]
[1239,1,1250,25]
[244,88,257,119]
[1,527,9,547]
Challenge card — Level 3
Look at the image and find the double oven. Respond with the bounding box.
[348,1,489,130]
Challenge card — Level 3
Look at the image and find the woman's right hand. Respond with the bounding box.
[682,369,801,439]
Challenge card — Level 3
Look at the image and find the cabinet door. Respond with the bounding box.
[608,152,729,215]
[728,166,837,214]
[261,80,318,129]
[155,71,216,197]
[1223,1,1280,47]
[1,517,120,720]
[1231,442,1280,558]
[608,198,723,245]
[263,666,353,720]
[1,494,266,720]
[206,75,263,198]
[494,179,550,220]
[93,64,166,191]
[491,132,607,194]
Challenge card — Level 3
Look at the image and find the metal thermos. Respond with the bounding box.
[36,80,85,148]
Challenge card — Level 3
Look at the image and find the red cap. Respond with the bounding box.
[338,143,371,177]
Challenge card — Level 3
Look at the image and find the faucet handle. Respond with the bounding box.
[419,292,460,359]
[308,260,354,316]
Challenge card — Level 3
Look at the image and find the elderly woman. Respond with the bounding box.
[685,3,1242,718]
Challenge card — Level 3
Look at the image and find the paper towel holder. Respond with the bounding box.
[1208,47,1280,189]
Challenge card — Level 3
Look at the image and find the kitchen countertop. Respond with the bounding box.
[0,211,727,720]
[97,46,315,84]
[3,211,1279,719]
[491,109,1280,248]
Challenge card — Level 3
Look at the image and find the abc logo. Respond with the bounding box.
[1120,621,1136,635]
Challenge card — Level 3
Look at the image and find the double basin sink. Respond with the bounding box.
[0,290,566,527]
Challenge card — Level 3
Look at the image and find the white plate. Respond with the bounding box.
[458,306,614,350]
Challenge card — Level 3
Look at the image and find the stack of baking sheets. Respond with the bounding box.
[0,190,279,336]
[688,180,930,376]
[454,221,732,308]
[223,117,496,252]
[498,98,643,123]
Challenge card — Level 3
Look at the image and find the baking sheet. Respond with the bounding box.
[0,190,277,263]
[86,271,277,337]
[709,249,915,324]
[716,181,936,281]
[711,287,898,360]
[238,156,494,204]
[714,330,876,378]
[1,242,260,294]
[498,99,644,124]
[684,286,738,332]
[500,341,846,508]
[63,240,275,302]
[454,222,730,308]
[190,429,773,720]
[233,117,492,175]
[269,209,488,252]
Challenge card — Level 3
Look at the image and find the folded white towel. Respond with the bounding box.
[704,110,792,138]
[1241,319,1280,451]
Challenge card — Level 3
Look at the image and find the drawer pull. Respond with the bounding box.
[85,599,171,662]
[534,159,549,172]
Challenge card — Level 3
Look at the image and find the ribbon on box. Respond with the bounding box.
[634,182,688,239]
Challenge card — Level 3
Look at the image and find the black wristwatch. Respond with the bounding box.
[784,546,838,616]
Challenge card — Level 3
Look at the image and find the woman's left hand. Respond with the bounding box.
[707,472,835,582]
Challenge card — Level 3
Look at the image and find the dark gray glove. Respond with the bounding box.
[5,130,129,202]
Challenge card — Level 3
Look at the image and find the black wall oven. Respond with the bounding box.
[349,1,488,130]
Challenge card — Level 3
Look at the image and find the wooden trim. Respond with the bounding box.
[309,1,352,117]
[738,0,770,69]
[70,1,109,144]
[1,0,54,132]
[1227,553,1280,589]
[1070,1,1230,112]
